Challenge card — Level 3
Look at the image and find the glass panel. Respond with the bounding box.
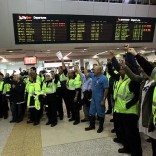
[109,0,123,3]
[150,0,156,4]
[70,0,155,4]
[123,0,136,4]
[137,0,149,4]
[94,0,109,2]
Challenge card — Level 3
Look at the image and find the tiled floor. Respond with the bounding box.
[41,114,113,147]
[1,122,42,156]
[0,113,152,156]
[0,117,14,155]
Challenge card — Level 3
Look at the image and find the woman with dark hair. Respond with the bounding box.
[10,74,25,123]
[42,73,59,127]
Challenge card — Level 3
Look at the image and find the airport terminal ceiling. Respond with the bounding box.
[0,44,156,62]
[0,14,156,62]
[0,13,156,62]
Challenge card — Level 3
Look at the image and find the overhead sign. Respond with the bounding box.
[13,14,156,44]
[24,56,37,65]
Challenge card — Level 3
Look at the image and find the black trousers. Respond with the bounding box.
[39,99,44,119]
[11,102,23,121]
[60,87,71,116]
[82,91,91,119]
[113,112,123,141]
[46,93,57,124]
[120,114,142,156]
[151,138,156,156]
[68,90,80,122]
[22,102,27,116]
[30,108,40,123]
[0,94,9,118]
[56,88,63,118]
[106,91,112,111]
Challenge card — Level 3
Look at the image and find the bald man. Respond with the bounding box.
[85,66,109,133]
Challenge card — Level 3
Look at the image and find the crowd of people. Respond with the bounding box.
[0,44,156,156]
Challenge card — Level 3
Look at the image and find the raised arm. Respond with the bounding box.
[120,60,143,82]
[61,58,66,70]
[128,48,155,76]
[107,63,120,81]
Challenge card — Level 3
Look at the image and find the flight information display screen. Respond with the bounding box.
[13,14,156,44]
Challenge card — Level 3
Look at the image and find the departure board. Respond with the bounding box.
[114,17,155,41]
[13,14,156,44]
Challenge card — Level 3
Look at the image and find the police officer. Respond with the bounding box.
[85,66,109,133]
[152,86,156,155]
[27,71,42,126]
[0,72,11,119]
[105,59,116,116]
[67,70,81,125]
[51,70,63,120]
[0,72,5,118]
[58,59,71,118]
[2,76,11,119]
[42,73,59,127]
[114,65,142,155]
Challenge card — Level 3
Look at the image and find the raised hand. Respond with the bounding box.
[128,48,137,56]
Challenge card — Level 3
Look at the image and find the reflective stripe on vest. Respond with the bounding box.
[67,79,76,90]
[0,81,4,91]
[45,80,56,94]
[57,81,61,88]
[75,73,82,88]
[17,101,25,104]
[27,82,41,110]
[28,92,34,95]
[115,79,134,100]
[28,106,35,108]
[106,72,110,81]
[152,87,156,125]
[152,87,156,106]
[60,73,67,82]
[114,76,137,115]
[113,81,118,100]
[3,83,11,94]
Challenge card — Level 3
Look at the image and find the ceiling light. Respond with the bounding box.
[139,50,145,54]
[47,50,51,52]
[116,48,120,50]
[84,49,87,51]
[92,55,99,59]
[96,51,108,56]
[81,50,87,52]
[74,60,80,63]
[1,58,8,62]
[152,50,155,53]
[116,54,121,57]
[144,47,147,50]
[9,51,13,52]
[63,56,69,60]
[63,52,72,58]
